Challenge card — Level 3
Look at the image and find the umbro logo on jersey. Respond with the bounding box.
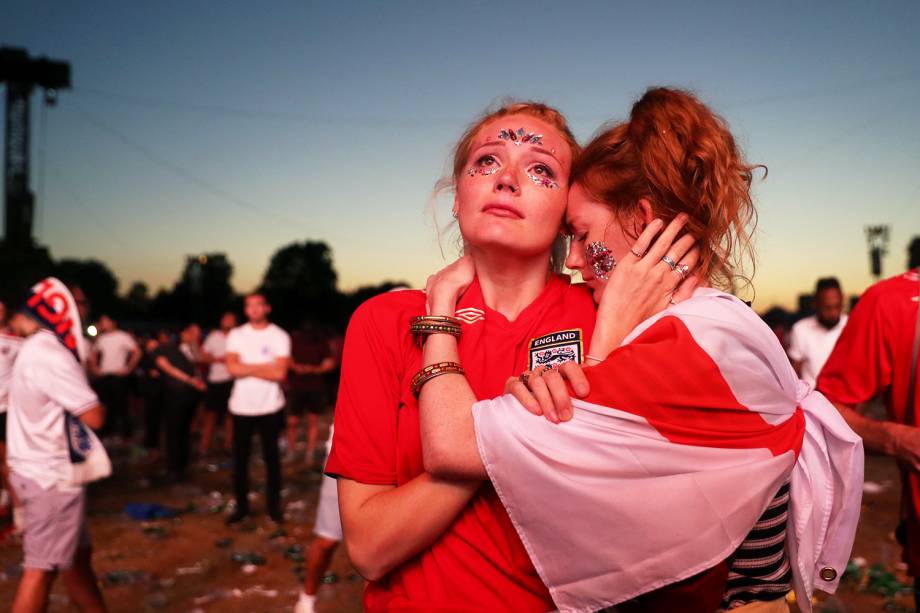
[528,329,583,370]
[455,308,485,325]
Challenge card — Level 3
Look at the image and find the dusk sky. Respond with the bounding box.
[2,1,918,309]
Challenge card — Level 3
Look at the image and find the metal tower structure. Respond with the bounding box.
[0,46,70,250]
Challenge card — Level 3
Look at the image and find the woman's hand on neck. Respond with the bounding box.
[426,255,477,317]
[426,249,553,322]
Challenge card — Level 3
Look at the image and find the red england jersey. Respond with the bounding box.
[817,269,920,571]
[326,274,596,612]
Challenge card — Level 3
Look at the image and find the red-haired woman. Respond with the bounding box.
[417,88,863,613]
[325,101,688,612]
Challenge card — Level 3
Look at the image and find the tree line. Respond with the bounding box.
[13,240,407,332]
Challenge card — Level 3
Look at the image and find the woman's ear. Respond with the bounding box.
[637,199,655,225]
[630,198,656,236]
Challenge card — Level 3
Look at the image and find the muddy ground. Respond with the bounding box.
[0,416,914,612]
[0,416,362,612]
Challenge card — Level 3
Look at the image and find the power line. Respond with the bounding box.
[72,86,458,127]
[720,69,920,110]
[69,70,920,142]
[775,92,920,172]
[43,158,146,256]
[65,102,322,233]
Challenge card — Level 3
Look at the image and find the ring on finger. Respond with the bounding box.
[673,263,690,279]
[519,371,532,386]
[630,248,644,258]
[660,255,678,271]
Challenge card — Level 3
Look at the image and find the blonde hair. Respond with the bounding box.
[433,100,579,271]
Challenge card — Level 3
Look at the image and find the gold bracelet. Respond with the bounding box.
[410,316,462,347]
[412,315,462,326]
[410,361,464,397]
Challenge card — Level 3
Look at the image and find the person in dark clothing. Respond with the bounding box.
[139,335,165,453]
[200,312,237,456]
[286,320,336,465]
[154,324,205,481]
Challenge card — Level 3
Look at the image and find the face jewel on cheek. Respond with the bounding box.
[527,173,558,189]
[586,241,616,280]
[467,166,498,177]
[499,128,544,147]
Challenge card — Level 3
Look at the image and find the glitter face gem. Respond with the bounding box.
[467,165,499,177]
[527,173,558,189]
[499,128,544,146]
[586,241,616,280]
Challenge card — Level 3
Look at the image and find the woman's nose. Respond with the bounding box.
[565,243,584,270]
[495,169,519,194]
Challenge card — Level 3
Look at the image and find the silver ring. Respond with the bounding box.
[676,263,690,279]
[660,255,678,271]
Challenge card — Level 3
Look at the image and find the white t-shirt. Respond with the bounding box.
[7,330,99,490]
[787,314,849,387]
[0,333,23,413]
[203,330,231,383]
[226,323,290,416]
[93,329,139,375]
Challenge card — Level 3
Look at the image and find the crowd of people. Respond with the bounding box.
[0,288,345,612]
[0,85,917,613]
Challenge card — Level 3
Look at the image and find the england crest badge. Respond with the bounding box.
[528,329,583,370]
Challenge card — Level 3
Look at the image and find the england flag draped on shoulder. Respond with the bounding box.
[473,288,863,613]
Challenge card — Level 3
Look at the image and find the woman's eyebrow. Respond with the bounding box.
[534,146,561,161]
[473,139,506,151]
[472,140,561,164]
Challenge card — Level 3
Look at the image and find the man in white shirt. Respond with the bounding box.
[787,277,848,386]
[89,315,140,440]
[200,311,237,456]
[8,280,107,613]
[225,294,290,524]
[0,325,23,533]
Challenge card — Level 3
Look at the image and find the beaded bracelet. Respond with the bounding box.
[409,323,462,336]
[410,316,462,347]
[410,361,464,397]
